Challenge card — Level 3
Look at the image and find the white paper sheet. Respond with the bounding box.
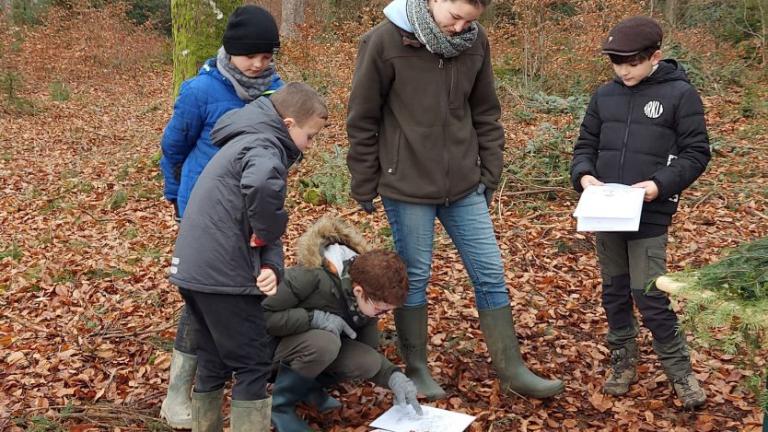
[573,183,645,232]
[370,405,475,432]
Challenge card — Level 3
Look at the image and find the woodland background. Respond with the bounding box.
[1,0,767,430]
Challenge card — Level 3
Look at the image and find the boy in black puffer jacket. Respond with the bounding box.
[570,16,710,409]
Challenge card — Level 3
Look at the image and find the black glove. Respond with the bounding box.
[358,200,375,214]
[309,310,357,339]
[388,371,422,415]
[171,200,181,223]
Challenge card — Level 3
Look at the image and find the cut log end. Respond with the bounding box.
[656,275,688,294]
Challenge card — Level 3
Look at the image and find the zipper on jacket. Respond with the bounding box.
[439,56,450,205]
[619,92,635,182]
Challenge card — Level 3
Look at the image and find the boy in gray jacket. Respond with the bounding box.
[168,82,327,432]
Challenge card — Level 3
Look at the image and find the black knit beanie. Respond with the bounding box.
[222,5,280,55]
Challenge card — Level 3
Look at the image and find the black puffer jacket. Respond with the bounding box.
[571,59,711,225]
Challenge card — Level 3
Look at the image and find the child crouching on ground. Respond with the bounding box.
[168,82,327,431]
[262,216,421,431]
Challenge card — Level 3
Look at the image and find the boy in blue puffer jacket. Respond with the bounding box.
[158,5,283,429]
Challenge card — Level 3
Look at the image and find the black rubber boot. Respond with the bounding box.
[306,373,342,412]
[271,365,322,432]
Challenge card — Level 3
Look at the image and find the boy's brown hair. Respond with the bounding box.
[348,250,408,306]
[608,47,658,65]
[271,82,329,126]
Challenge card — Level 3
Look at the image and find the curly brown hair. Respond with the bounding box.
[348,250,408,306]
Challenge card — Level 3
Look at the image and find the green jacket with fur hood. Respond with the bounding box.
[262,216,399,386]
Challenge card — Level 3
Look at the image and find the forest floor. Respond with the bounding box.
[1,4,766,431]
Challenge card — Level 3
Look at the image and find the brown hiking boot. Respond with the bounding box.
[654,335,706,409]
[670,373,706,409]
[603,343,638,395]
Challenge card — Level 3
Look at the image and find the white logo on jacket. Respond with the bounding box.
[644,101,663,118]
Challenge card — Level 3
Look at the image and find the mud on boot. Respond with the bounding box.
[670,373,706,409]
[160,349,197,429]
[654,336,706,409]
[603,342,638,396]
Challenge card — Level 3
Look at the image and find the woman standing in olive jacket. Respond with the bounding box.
[346,0,564,400]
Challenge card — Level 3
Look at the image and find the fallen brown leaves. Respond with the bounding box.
[1,4,767,432]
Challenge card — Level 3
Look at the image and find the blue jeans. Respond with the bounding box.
[382,190,509,311]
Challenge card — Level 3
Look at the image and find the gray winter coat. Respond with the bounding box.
[169,97,302,295]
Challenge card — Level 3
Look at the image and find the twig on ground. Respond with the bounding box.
[97,321,177,339]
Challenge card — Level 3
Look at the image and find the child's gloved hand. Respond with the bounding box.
[388,371,422,415]
[256,267,278,296]
[310,310,357,339]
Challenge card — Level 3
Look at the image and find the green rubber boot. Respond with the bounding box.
[231,398,272,432]
[190,388,223,432]
[478,306,565,399]
[160,349,197,429]
[394,305,447,400]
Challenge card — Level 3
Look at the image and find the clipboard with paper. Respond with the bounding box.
[573,183,645,232]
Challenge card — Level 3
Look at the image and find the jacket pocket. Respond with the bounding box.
[383,129,402,176]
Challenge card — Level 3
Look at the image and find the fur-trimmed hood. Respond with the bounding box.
[296,216,370,268]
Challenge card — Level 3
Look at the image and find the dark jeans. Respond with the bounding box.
[173,305,197,354]
[596,232,679,345]
[179,288,274,401]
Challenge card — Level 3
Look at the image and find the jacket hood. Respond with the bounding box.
[614,58,690,86]
[296,216,370,268]
[210,97,302,164]
[198,57,222,78]
[383,0,413,33]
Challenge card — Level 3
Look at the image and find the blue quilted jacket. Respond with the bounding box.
[159,58,283,217]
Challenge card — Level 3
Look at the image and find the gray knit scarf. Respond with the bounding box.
[406,0,478,58]
[216,47,276,102]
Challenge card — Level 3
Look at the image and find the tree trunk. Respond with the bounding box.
[761,0,767,67]
[280,0,306,37]
[1,0,12,21]
[170,0,242,96]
